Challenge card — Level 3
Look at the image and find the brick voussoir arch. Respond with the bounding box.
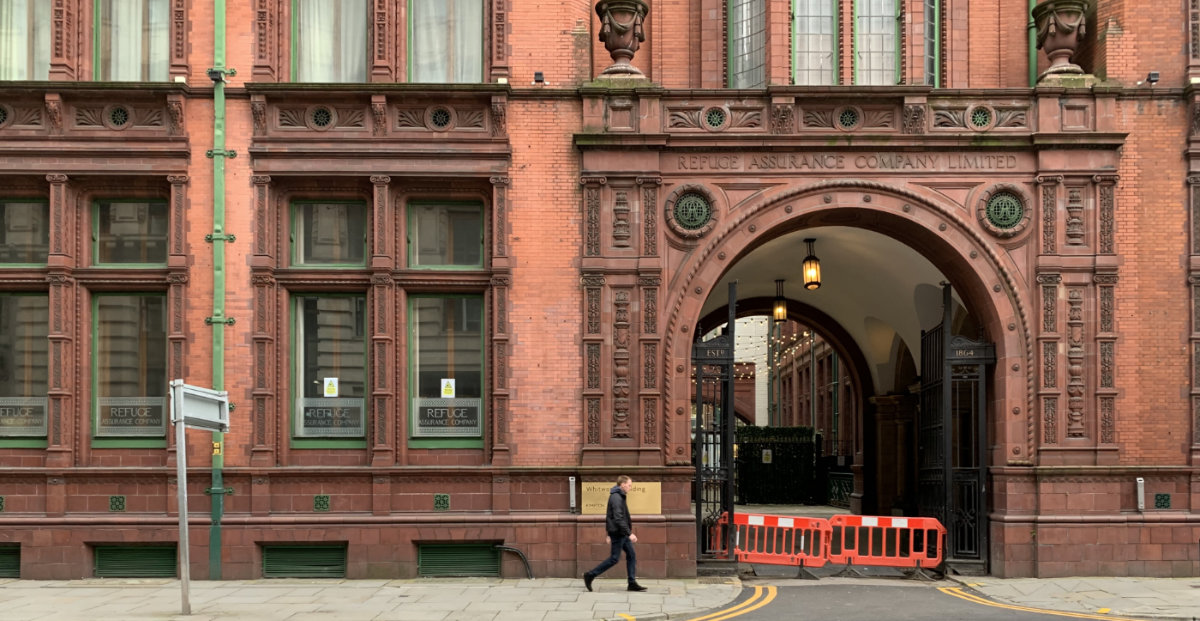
[660,178,1035,466]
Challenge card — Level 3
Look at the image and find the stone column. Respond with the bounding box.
[44,174,73,468]
[249,176,276,466]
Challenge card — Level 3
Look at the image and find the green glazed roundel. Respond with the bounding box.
[986,192,1023,229]
[674,193,713,230]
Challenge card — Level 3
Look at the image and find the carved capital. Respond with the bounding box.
[45,274,73,285]
[1036,273,1062,284]
[581,274,606,288]
[45,174,68,183]
[490,275,511,287]
[489,176,511,186]
[166,273,190,285]
[638,275,661,287]
[370,175,391,185]
[167,175,189,185]
[251,175,272,185]
[1190,274,1200,285]
[901,104,926,135]
[1092,174,1119,185]
[1093,272,1118,284]
[580,176,607,186]
[635,176,662,186]
[251,274,276,286]
[251,99,267,136]
[1036,175,1064,185]
[44,96,62,131]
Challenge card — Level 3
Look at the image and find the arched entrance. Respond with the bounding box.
[668,182,1030,573]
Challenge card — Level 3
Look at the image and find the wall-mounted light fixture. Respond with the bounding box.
[773,279,787,323]
[802,238,821,290]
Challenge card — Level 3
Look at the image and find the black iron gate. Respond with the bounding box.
[693,282,736,560]
[918,284,994,572]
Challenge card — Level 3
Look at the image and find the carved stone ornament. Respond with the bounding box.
[1033,0,1089,78]
[596,0,649,77]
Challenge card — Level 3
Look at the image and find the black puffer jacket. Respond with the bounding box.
[604,485,632,538]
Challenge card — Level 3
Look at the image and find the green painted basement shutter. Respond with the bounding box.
[0,546,19,578]
[262,545,347,578]
[94,546,176,578]
[418,544,500,577]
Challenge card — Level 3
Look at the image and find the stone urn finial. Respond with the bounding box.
[1032,0,1089,79]
[595,0,649,78]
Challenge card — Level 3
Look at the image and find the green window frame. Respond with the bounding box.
[408,0,485,83]
[0,0,50,80]
[407,201,483,269]
[291,200,368,267]
[290,0,369,83]
[408,294,484,449]
[91,293,167,448]
[94,0,169,82]
[924,0,940,87]
[792,0,837,85]
[728,0,766,88]
[0,293,48,448]
[92,199,168,267]
[290,294,368,448]
[853,0,900,85]
[0,199,49,265]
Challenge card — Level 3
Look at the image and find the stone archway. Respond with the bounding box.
[661,180,1035,478]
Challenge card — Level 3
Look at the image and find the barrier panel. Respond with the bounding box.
[729,512,832,568]
[826,514,945,570]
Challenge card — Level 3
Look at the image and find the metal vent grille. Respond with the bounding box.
[418,544,500,577]
[0,546,18,578]
[94,546,176,578]
[262,545,347,578]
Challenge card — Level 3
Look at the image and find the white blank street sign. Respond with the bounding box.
[170,379,229,432]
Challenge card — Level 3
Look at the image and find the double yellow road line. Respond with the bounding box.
[939,586,1147,621]
[681,585,778,621]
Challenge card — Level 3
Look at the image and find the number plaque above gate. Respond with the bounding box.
[946,335,996,363]
[692,335,734,363]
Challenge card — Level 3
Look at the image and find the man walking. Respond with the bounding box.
[583,475,647,592]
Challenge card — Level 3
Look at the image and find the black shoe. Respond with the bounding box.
[627,582,647,592]
[583,573,594,592]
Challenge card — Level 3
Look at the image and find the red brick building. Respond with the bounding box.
[0,0,1197,579]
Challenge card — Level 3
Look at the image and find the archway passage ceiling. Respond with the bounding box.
[700,226,958,392]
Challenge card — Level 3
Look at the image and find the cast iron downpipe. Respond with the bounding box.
[1029,0,1038,86]
[207,0,232,579]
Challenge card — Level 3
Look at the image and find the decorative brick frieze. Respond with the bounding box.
[1037,176,1062,254]
[1065,186,1085,246]
[580,177,606,256]
[636,177,661,256]
[1094,175,1118,254]
[1043,397,1058,445]
[1066,287,1086,439]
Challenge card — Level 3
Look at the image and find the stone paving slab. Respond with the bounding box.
[0,577,742,621]
[956,576,1200,621]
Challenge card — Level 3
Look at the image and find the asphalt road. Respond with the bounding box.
[679,579,1155,621]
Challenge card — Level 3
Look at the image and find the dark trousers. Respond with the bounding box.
[586,535,637,583]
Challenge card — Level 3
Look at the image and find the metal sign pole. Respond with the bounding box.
[172,380,191,615]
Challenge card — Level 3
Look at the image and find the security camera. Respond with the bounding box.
[206,68,225,83]
[1146,71,1160,85]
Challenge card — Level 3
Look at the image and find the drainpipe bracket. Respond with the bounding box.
[204,487,235,496]
[205,316,236,326]
[206,149,237,159]
[205,233,236,243]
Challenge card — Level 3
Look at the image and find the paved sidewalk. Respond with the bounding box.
[0,577,743,621]
[955,576,1200,621]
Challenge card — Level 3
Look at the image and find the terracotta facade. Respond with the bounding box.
[0,0,1198,580]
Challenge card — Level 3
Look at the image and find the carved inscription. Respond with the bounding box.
[672,152,1021,172]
